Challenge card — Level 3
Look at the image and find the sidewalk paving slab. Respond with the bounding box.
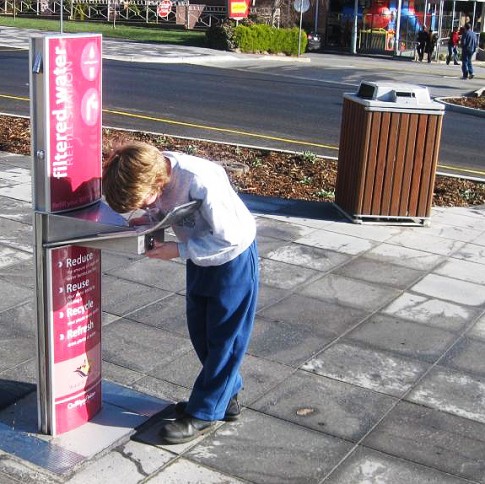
[0,31,484,481]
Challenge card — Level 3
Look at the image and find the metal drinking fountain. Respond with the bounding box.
[30,33,198,435]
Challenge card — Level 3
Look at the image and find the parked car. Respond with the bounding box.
[307,31,321,51]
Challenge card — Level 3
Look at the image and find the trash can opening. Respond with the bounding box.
[356,80,431,105]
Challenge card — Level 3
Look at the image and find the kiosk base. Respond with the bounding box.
[0,381,169,475]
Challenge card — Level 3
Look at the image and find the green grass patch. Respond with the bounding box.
[0,17,206,46]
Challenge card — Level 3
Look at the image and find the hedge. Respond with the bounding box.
[206,21,307,56]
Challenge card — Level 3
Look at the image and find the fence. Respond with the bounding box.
[0,0,227,28]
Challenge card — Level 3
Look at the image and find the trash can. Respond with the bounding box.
[335,80,445,225]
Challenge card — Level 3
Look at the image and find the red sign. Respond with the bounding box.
[46,35,102,213]
[228,0,249,19]
[48,245,102,435]
[157,0,172,17]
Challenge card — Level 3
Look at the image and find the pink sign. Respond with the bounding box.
[47,35,102,212]
[49,245,102,435]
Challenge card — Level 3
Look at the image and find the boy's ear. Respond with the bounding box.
[164,157,172,177]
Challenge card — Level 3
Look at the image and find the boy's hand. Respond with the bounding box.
[146,241,179,260]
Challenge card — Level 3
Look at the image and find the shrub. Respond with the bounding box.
[206,19,306,56]
[235,24,271,52]
[234,24,307,55]
[205,19,238,50]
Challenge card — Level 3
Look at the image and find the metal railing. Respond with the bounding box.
[0,0,227,28]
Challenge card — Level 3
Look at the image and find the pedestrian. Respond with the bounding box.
[460,23,478,79]
[447,27,460,65]
[102,142,259,444]
[426,31,437,63]
[416,26,430,62]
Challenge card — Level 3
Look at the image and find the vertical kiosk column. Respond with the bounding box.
[30,33,103,435]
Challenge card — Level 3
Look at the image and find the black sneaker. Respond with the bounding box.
[224,395,241,421]
[469,74,475,79]
[175,394,241,421]
[158,415,216,445]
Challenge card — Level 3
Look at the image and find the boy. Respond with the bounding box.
[103,142,259,444]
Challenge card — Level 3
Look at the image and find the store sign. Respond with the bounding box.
[48,245,102,435]
[228,0,250,19]
[46,35,102,213]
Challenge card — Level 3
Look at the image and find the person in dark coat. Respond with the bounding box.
[416,26,430,62]
[425,31,437,63]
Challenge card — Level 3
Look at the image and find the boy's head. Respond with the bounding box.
[103,141,170,213]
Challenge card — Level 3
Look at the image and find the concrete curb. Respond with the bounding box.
[103,54,239,64]
[102,53,312,65]
[435,96,485,118]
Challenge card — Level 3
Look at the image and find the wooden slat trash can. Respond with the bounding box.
[335,81,445,226]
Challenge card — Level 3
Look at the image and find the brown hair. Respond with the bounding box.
[102,141,170,213]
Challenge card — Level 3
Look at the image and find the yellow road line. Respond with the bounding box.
[437,164,485,177]
[103,109,338,151]
[2,93,485,178]
[0,94,336,150]
[0,94,29,102]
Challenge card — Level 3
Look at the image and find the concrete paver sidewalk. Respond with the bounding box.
[0,25,485,484]
[0,149,484,483]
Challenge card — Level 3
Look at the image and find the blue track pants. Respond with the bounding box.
[185,240,259,421]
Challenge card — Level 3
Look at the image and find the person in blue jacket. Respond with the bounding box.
[103,142,259,444]
[460,23,478,79]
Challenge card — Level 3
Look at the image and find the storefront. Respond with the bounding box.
[321,0,484,56]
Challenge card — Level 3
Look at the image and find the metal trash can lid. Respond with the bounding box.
[344,80,444,113]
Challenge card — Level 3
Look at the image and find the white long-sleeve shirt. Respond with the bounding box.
[153,151,256,267]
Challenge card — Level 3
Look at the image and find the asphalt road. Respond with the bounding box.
[0,49,484,179]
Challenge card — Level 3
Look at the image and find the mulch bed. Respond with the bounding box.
[1,115,484,207]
